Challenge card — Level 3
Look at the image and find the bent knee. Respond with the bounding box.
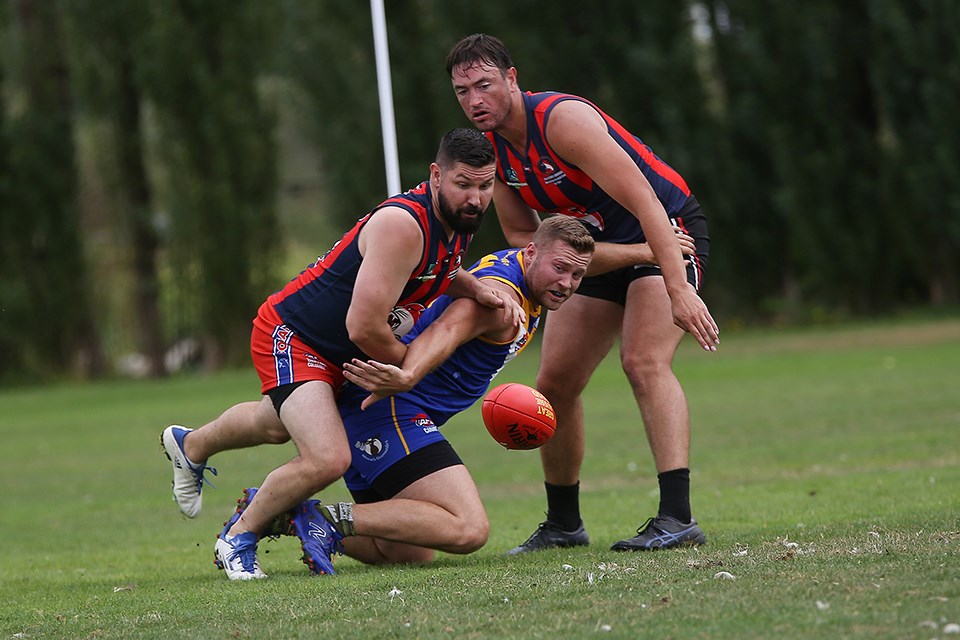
[299,450,351,489]
[452,516,489,554]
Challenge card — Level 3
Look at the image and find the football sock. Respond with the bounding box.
[545,481,582,531]
[320,502,356,537]
[657,468,692,523]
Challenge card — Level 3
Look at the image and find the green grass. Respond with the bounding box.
[2,318,958,639]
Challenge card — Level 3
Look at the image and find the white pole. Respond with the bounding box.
[370,0,401,196]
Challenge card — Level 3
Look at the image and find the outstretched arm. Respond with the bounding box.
[446,265,525,328]
[344,281,519,408]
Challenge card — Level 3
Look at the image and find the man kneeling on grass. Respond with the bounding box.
[221,216,596,575]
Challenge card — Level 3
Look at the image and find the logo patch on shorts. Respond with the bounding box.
[305,353,327,369]
[355,436,388,461]
[411,413,437,433]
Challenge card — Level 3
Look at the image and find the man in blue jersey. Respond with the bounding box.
[159,129,523,580]
[226,216,595,567]
[445,34,720,553]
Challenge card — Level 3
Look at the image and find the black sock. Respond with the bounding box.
[545,481,581,531]
[657,468,692,523]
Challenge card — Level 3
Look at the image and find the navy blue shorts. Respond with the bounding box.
[576,196,710,306]
[340,394,463,502]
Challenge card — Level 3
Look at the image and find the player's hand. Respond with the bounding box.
[675,227,696,258]
[669,286,720,352]
[342,358,414,409]
[475,285,526,327]
[635,226,695,265]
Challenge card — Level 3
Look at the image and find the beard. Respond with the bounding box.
[437,188,485,234]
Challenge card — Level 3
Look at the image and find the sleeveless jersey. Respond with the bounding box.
[340,248,541,426]
[487,91,692,244]
[268,181,470,366]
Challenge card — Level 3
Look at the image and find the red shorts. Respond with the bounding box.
[250,302,345,394]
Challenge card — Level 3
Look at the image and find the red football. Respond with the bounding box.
[481,383,557,450]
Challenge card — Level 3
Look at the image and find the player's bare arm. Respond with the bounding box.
[446,264,525,328]
[489,165,692,275]
[546,100,720,349]
[344,281,519,409]
[582,226,696,276]
[492,179,541,248]
[348,207,423,365]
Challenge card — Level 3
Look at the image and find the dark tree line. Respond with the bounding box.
[1,0,957,385]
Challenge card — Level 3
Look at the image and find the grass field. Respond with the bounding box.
[2,317,958,639]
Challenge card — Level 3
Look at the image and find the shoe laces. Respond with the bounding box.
[521,520,561,545]
[635,516,657,536]
[194,463,218,491]
[228,536,259,573]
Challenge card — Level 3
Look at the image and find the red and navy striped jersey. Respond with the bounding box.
[268,181,470,366]
[487,91,692,244]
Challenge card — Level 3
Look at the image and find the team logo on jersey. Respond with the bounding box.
[388,303,425,339]
[505,168,527,188]
[355,436,388,461]
[446,251,464,280]
[418,262,438,281]
[537,158,556,175]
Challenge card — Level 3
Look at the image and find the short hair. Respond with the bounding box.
[435,127,495,170]
[532,215,595,255]
[445,33,513,76]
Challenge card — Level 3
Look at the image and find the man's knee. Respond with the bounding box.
[536,370,588,403]
[450,514,489,554]
[621,350,674,394]
[299,448,352,490]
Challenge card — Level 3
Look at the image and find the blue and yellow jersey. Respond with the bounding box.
[340,248,541,426]
[266,181,470,366]
[487,91,692,244]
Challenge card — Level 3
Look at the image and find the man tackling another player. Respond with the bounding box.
[216,215,595,574]
[160,129,522,579]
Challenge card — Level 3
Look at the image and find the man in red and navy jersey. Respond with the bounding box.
[446,34,720,553]
[161,128,521,580]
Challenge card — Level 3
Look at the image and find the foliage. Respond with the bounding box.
[274,0,960,319]
[704,0,960,318]
[1,318,958,638]
[867,0,960,304]
[64,0,165,375]
[0,0,104,381]
[137,0,281,367]
[2,0,960,382]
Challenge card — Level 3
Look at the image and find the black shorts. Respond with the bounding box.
[265,380,309,415]
[575,196,709,306]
